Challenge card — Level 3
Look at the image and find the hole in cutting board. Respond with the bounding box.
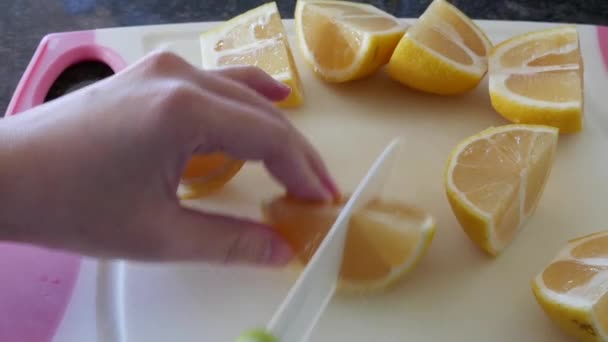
[44,60,115,102]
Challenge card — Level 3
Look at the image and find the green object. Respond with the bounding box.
[235,329,278,342]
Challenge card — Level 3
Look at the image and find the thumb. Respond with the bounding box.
[158,207,293,265]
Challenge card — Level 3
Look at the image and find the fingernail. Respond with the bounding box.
[324,178,341,200]
[263,82,291,102]
[320,187,334,202]
[275,82,292,96]
[297,186,333,203]
[275,80,291,91]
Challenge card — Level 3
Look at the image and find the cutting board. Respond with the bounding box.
[4,16,608,342]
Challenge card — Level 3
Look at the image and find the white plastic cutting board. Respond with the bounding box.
[50,19,608,342]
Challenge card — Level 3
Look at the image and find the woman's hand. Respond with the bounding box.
[0,51,338,265]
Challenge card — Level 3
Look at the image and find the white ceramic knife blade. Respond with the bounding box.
[263,138,403,342]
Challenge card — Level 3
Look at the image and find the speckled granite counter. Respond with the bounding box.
[1,0,607,113]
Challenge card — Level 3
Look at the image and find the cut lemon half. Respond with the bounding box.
[262,195,436,294]
[445,124,558,255]
[294,0,406,82]
[386,0,492,95]
[533,231,608,342]
[489,26,584,134]
[200,2,304,107]
[178,154,244,199]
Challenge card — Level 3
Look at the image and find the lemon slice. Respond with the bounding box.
[533,231,608,341]
[445,124,558,255]
[199,2,304,107]
[294,0,406,82]
[262,195,436,294]
[386,0,492,95]
[489,26,584,134]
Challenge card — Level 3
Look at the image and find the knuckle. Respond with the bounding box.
[152,81,199,122]
[162,81,198,106]
[142,50,188,73]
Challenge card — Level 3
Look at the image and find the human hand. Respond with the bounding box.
[0,51,338,265]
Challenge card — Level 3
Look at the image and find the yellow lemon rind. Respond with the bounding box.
[532,280,600,342]
[445,185,496,255]
[531,230,608,342]
[387,35,486,95]
[490,25,578,58]
[489,88,582,134]
[444,140,496,255]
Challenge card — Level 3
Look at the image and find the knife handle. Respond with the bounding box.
[235,328,278,342]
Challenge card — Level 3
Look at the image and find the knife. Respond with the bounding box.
[235,137,403,342]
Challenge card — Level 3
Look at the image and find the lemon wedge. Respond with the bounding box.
[262,195,436,294]
[533,231,608,341]
[489,25,584,133]
[295,0,406,82]
[386,0,492,95]
[200,2,304,107]
[445,124,558,255]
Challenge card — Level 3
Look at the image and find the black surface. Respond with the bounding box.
[44,61,115,102]
[1,0,607,114]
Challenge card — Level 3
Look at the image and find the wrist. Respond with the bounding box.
[0,120,15,240]
[0,115,35,242]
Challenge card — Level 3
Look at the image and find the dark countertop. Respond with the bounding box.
[2,0,608,114]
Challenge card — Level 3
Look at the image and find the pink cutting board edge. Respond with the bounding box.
[598,25,608,70]
[2,30,126,342]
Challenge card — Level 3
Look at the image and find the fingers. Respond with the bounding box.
[264,143,334,201]
[210,66,292,103]
[203,66,339,197]
[188,91,288,158]
[157,206,293,264]
[184,91,334,200]
[137,51,290,104]
[189,66,291,128]
[192,67,289,124]
[189,64,291,124]
[144,51,339,201]
[305,146,341,198]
